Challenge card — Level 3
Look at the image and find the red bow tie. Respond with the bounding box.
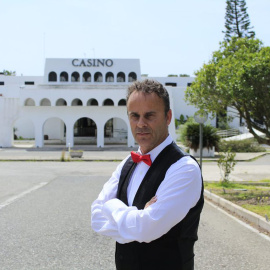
[131,151,152,166]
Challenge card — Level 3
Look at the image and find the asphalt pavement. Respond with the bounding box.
[1,161,270,269]
[0,146,269,182]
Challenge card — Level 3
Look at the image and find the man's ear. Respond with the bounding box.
[166,109,172,125]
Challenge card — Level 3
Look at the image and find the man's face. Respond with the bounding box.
[127,91,172,154]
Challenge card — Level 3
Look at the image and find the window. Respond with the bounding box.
[87,99,98,106]
[71,98,83,106]
[0,82,4,85]
[118,99,126,106]
[103,99,114,106]
[165,83,177,87]
[25,81,35,85]
[83,72,91,82]
[71,72,80,82]
[106,72,114,82]
[24,98,35,106]
[187,83,192,87]
[40,98,51,106]
[94,72,103,82]
[117,72,125,82]
[128,72,137,82]
[56,98,67,106]
[60,72,69,82]
[48,72,57,82]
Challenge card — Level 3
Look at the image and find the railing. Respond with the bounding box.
[216,129,240,138]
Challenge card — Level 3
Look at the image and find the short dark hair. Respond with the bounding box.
[127,79,170,114]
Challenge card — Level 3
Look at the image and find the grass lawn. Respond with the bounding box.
[204,180,270,218]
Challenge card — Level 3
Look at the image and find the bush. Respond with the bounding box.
[181,122,220,151]
[218,139,266,152]
[175,119,180,129]
[179,114,186,124]
[218,150,237,183]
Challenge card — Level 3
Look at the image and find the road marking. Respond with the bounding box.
[0,182,48,210]
[205,200,270,242]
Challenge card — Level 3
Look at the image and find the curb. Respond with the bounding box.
[204,189,270,233]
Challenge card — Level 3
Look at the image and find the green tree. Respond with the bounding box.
[185,37,270,145]
[223,0,255,42]
[2,70,16,76]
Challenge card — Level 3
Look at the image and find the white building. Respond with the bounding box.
[0,58,221,148]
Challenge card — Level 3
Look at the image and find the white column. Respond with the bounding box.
[0,98,19,147]
[127,127,135,147]
[97,123,104,147]
[35,122,44,148]
[65,123,74,148]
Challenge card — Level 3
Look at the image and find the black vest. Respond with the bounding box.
[115,142,204,270]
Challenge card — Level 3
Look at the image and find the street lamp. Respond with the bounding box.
[194,110,208,169]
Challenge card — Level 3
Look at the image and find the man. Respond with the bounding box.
[91,79,204,270]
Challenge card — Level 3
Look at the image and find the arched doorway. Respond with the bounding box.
[43,117,66,145]
[74,117,97,145]
[13,118,35,148]
[104,117,128,145]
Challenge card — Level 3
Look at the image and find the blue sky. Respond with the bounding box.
[1,0,270,77]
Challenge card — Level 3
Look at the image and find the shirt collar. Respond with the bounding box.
[138,134,173,163]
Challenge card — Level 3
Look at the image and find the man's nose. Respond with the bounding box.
[137,117,147,128]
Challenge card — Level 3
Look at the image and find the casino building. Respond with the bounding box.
[0,58,224,148]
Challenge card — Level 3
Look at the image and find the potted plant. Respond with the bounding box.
[181,122,220,157]
[69,149,84,158]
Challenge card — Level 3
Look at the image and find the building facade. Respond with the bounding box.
[0,58,222,148]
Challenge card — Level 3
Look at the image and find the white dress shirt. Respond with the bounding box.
[91,135,202,244]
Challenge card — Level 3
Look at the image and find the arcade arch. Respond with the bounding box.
[106,72,114,82]
[103,99,114,106]
[71,98,83,106]
[73,117,97,145]
[87,98,98,106]
[43,117,66,145]
[83,72,91,82]
[71,72,80,82]
[94,72,103,82]
[118,99,126,106]
[13,118,35,147]
[24,98,35,106]
[104,117,128,145]
[117,72,125,82]
[48,72,57,82]
[40,98,51,106]
[128,72,137,82]
[60,72,69,82]
[56,98,67,106]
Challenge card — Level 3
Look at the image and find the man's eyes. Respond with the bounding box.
[130,114,139,119]
[129,114,155,120]
[145,114,155,119]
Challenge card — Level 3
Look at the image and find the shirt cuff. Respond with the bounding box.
[102,198,137,224]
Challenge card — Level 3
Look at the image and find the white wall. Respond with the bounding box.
[44,118,65,140]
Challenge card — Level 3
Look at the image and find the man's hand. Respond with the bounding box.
[144,195,157,209]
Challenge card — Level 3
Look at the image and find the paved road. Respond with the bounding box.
[1,162,270,269]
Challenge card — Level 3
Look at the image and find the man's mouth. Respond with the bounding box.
[136,132,150,136]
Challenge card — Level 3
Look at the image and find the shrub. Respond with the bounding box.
[218,150,237,183]
[181,122,220,151]
[179,114,186,124]
[218,139,266,152]
[175,119,180,129]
